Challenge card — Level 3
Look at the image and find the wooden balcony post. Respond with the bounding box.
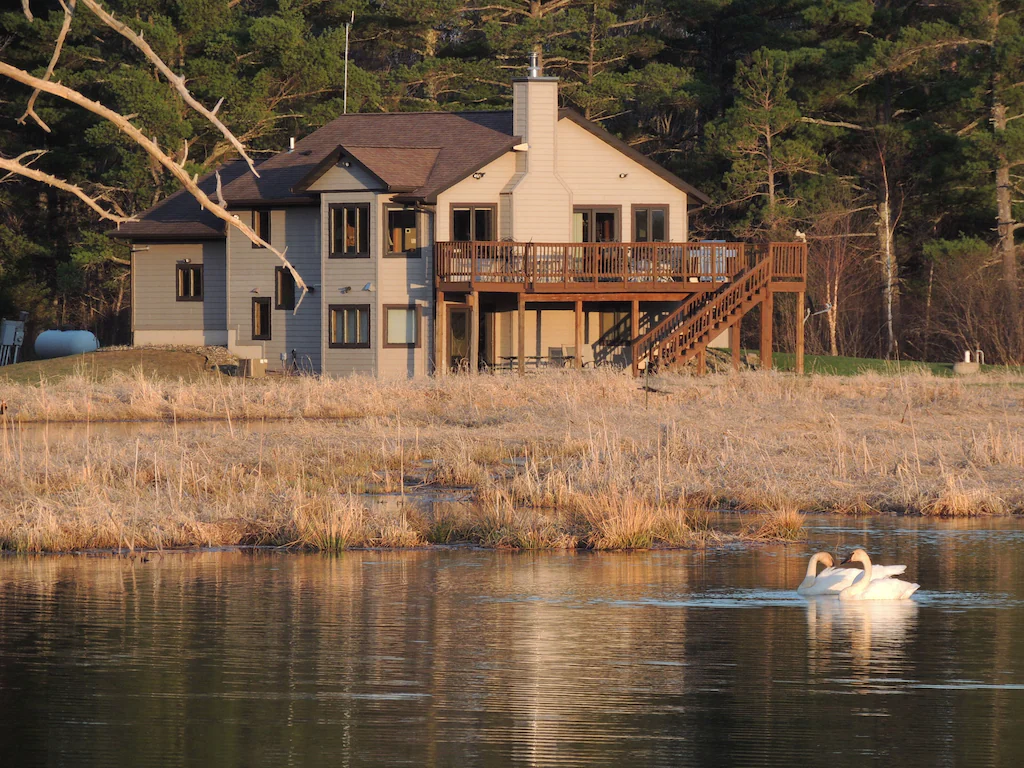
[471,243,478,284]
[631,299,640,377]
[435,292,447,377]
[469,290,479,374]
[696,348,707,376]
[563,245,569,286]
[796,290,805,375]
[517,293,526,376]
[574,300,583,369]
[760,290,773,371]
[730,315,741,372]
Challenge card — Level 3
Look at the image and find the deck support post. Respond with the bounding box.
[796,291,805,375]
[631,299,640,377]
[760,290,773,371]
[696,348,707,376]
[574,300,583,370]
[435,293,447,377]
[517,293,526,376]
[469,290,479,374]
[730,315,741,372]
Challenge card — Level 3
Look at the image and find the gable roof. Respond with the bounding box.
[113,106,709,240]
[558,109,711,206]
[109,159,252,241]
[221,111,517,204]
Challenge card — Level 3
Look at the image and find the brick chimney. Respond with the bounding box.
[504,53,572,241]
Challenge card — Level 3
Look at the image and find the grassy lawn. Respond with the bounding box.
[771,352,956,376]
[0,349,216,385]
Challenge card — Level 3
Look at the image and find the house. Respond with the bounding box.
[111,59,807,377]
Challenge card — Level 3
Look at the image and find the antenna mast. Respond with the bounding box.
[344,11,355,115]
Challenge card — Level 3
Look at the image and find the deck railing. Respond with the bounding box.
[436,241,805,287]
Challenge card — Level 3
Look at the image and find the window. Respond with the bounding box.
[329,304,370,348]
[633,206,668,243]
[176,263,203,301]
[451,204,495,241]
[573,207,619,243]
[330,203,370,257]
[252,210,271,248]
[252,297,271,340]
[275,266,296,311]
[383,305,422,348]
[386,207,419,256]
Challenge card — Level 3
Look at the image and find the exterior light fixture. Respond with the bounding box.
[362,282,374,292]
[619,173,628,178]
[472,172,485,179]
[250,288,259,294]
[340,286,352,294]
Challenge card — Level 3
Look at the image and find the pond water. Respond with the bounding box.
[1,516,1022,767]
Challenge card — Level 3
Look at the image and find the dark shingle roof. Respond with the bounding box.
[113,107,710,240]
[223,111,517,204]
[109,160,252,240]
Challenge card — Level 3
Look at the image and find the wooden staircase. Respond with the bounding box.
[632,252,774,373]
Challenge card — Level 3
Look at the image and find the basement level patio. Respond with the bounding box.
[435,240,809,377]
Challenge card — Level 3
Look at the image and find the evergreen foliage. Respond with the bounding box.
[2,0,1024,361]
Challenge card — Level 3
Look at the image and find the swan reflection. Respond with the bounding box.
[806,597,919,684]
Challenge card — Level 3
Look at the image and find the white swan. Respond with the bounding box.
[838,549,919,601]
[797,551,908,596]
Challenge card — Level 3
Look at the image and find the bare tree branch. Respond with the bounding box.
[800,116,867,131]
[0,60,308,301]
[17,0,76,132]
[21,0,33,22]
[76,0,261,178]
[0,149,134,223]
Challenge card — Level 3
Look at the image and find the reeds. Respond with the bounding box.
[1,367,1022,553]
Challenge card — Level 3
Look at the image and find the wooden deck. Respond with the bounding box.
[436,241,806,294]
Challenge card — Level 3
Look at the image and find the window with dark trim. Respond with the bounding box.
[329,304,371,348]
[176,263,203,301]
[573,207,620,243]
[451,204,495,241]
[383,305,422,348]
[330,203,370,257]
[632,206,668,243]
[252,297,272,340]
[275,266,296,310]
[385,207,420,256]
[252,210,271,248]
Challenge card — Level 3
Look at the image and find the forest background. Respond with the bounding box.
[2,0,1023,363]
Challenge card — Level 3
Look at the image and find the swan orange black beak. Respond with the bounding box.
[839,557,854,566]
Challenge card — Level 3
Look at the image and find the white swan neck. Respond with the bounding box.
[847,553,872,596]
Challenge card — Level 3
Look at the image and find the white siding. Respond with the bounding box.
[556,120,688,241]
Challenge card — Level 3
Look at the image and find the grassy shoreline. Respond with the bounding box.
[2,368,1023,553]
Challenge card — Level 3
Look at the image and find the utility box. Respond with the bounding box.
[0,316,26,366]
[239,358,268,378]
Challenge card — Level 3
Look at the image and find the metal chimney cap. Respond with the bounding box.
[528,52,541,78]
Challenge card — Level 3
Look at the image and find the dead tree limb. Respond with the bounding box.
[0,60,308,300]
[0,150,134,223]
[76,0,261,178]
[17,0,76,132]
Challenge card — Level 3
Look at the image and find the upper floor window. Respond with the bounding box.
[573,207,619,243]
[252,210,271,248]
[330,203,370,257]
[176,263,203,302]
[633,206,667,243]
[452,205,495,241]
[386,207,419,256]
[275,266,296,311]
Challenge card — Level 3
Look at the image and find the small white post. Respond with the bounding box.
[964,350,972,363]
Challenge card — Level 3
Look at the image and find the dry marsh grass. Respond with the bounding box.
[2,367,1023,552]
